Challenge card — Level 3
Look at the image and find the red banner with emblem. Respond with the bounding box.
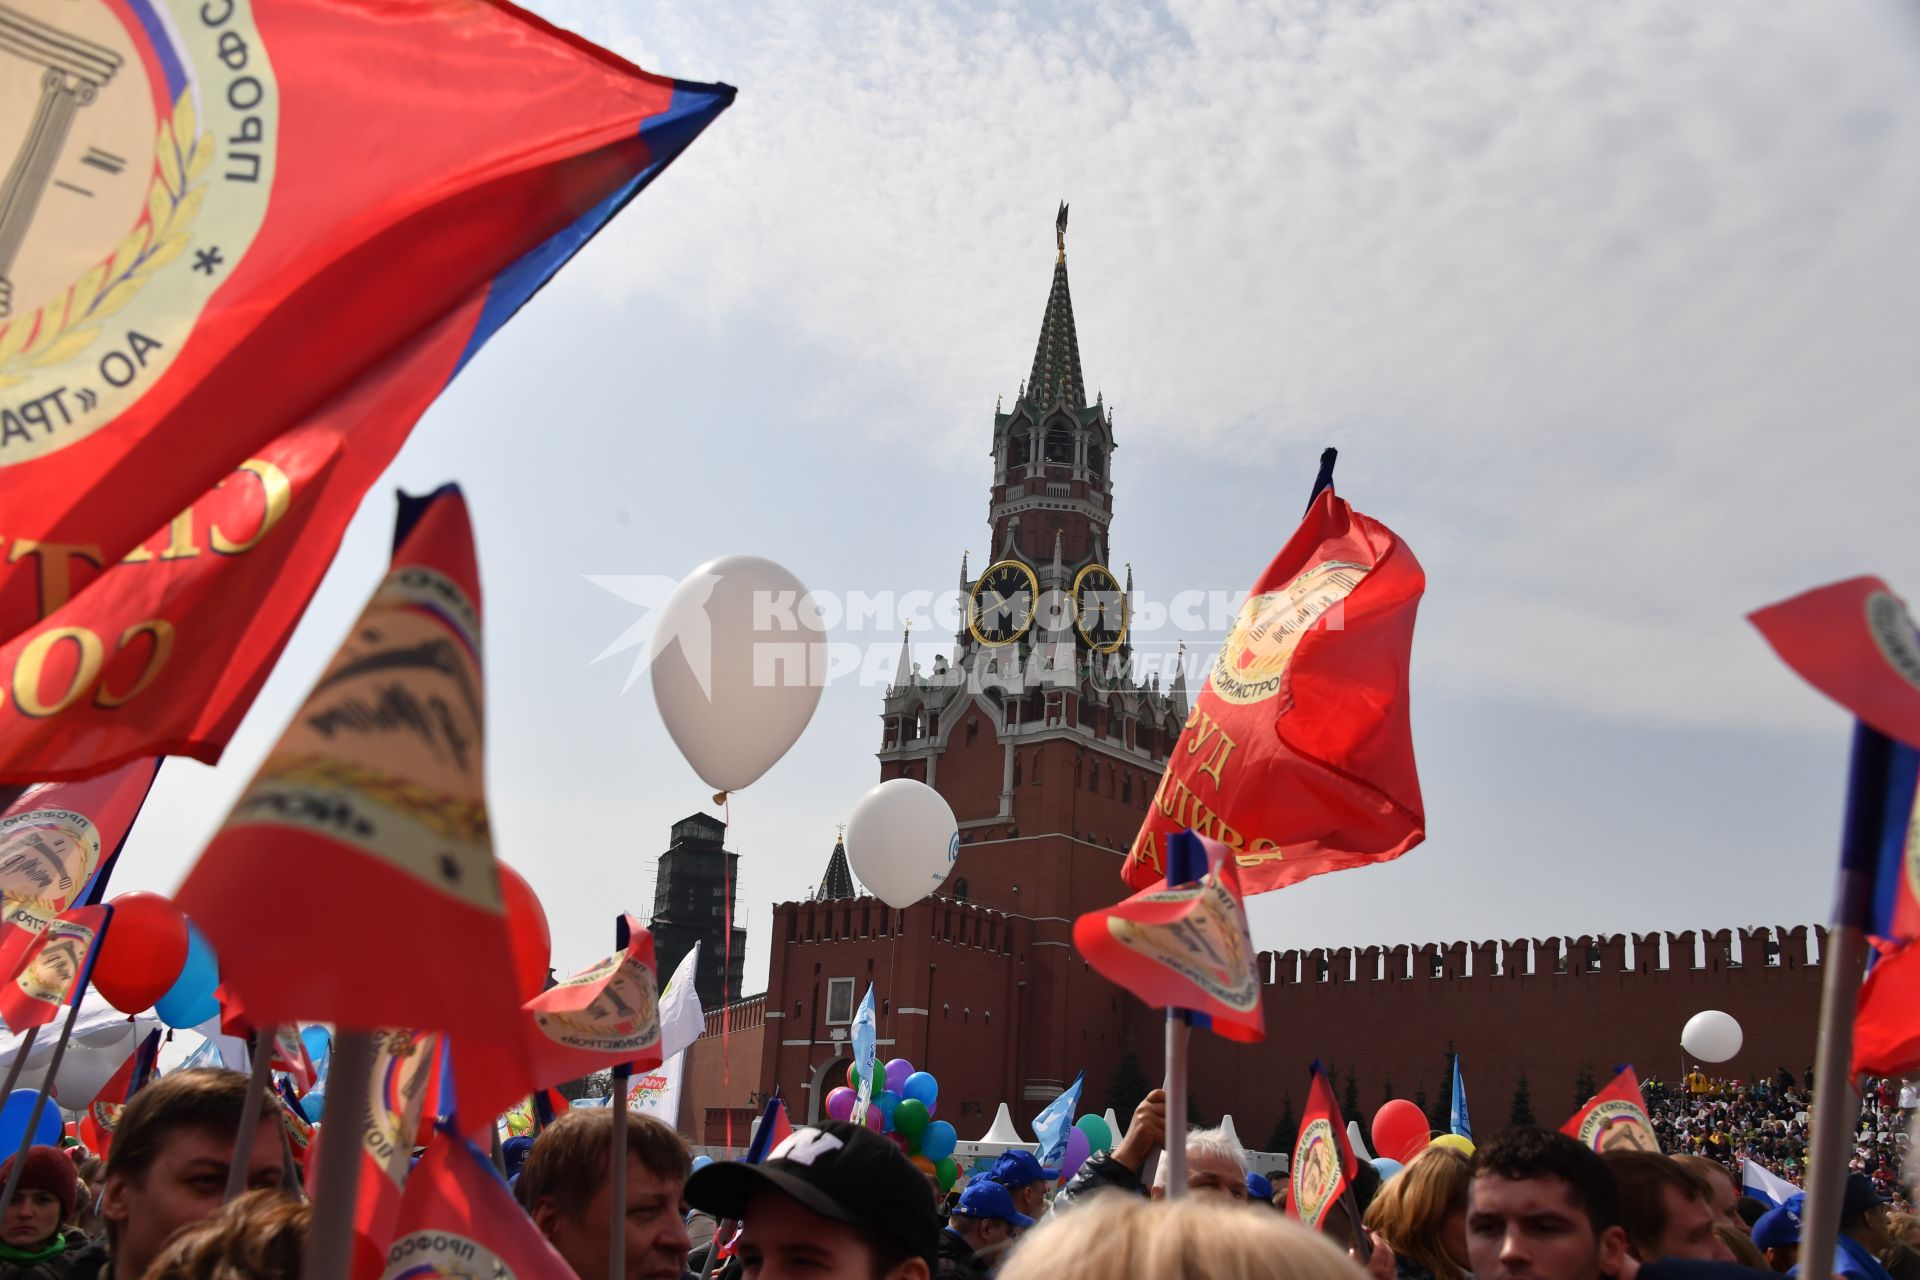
[523,914,664,1089]
[1124,487,1425,894]
[0,904,107,1030]
[1561,1066,1659,1153]
[1288,1062,1360,1232]
[0,0,730,783]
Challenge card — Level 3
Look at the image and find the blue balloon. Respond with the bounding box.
[0,1090,63,1156]
[300,1092,325,1122]
[920,1119,957,1162]
[875,1090,901,1121]
[691,1155,713,1171]
[1370,1157,1404,1181]
[902,1071,938,1107]
[154,923,219,1029]
[300,1025,332,1071]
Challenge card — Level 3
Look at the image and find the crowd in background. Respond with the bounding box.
[1642,1073,1914,1205]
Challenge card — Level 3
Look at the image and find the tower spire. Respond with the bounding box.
[894,625,911,690]
[1027,204,1085,408]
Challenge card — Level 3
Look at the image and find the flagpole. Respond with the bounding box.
[303,1029,375,1280]
[0,1026,38,1101]
[1164,1010,1188,1198]
[225,1026,275,1203]
[610,1066,630,1280]
[0,993,86,1219]
[1797,723,1889,1280]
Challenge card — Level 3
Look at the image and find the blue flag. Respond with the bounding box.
[1450,1056,1471,1140]
[851,984,877,1124]
[1033,1072,1084,1169]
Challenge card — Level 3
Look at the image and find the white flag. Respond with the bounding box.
[658,943,706,1061]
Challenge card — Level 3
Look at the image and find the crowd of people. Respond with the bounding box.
[1641,1074,1914,1204]
[1,1065,1915,1280]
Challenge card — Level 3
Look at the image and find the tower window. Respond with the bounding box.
[1123,773,1132,802]
[954,878,969,901]
[825,977,855,1024]
[1088,445,1104,475]
[1011,428,1032,467]
[1044,425,1073,463]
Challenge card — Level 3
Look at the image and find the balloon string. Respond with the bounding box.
[722,794,733,1154]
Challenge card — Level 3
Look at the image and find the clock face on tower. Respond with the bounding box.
[967,559,1039,647]
[1072,564,1128,653]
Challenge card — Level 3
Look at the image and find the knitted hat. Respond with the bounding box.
[0,1146,78,1222]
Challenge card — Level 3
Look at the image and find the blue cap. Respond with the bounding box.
[1753,1203,1802,1250]
[987,1150,1058,1188]
[1247,1171,1274,1200]
[955,1180,1036,1229]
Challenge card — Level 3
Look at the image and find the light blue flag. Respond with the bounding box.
[1451,1056,1471,1140]
[1742,1158,1800,1208]
[181,1036,226,1071]
[851,984,878,1124]
[1032,1072,1084,1169]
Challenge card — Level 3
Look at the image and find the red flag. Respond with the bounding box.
[382,1127,574,1280]
[348,1029,440,1280]
[1561,1066,1660,1153]
[80,1027,161,1156]
[0,2,731,785]
[174,488,529,1068]
[1749,578,1920,749]
[1124,487,1425,893]
[1288,1062,1360,1231]
[0,905,107,1030]
[1855,939,1920,1077]
[522,915,664,1089]
[274,1088,315,1173]
[1074,831,1264,1041]
[0,761,157,951]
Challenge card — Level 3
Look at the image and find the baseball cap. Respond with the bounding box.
[685,1122,937,1267]
[953,1180,1035,1229]
[986,1149,1058,1189]
[1842,1173,1890,1218]
[1752,1204,1801,1250]
[1246,1171,1275,1201]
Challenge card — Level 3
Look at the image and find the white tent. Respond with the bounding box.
[0,993,161,1109]
[952,1102,1039,1172]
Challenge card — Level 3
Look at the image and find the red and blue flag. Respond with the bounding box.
[0,0,731,784]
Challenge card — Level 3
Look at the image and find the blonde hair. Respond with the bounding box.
[1364,1146,1471,1280]
[1000,1192,1369,1280]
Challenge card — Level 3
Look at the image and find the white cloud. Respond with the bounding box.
[527,0,1920,733]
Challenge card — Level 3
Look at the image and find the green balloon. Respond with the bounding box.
[1075,1114,1113,1153]
[846,1062,862,1090]
[896,1098,931,1139]
[936,1156,959,1192]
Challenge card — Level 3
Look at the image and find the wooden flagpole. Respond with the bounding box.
[610,1067,630,1280]
[0,1026,38,1101]
[1163,1011,1188,1198]
[1795,723,1889,1280]
[225,1026,276,1202]
[302,1029,375,1280]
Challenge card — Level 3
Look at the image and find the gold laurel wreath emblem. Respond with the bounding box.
[267,758,492,845]
[0,89,212,390]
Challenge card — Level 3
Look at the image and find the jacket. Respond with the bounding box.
[1051,1151,1145,1212]
[936,1228,989,1280]
[0,1233,95,1280]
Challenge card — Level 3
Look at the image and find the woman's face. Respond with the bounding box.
[1,1188,61,1246]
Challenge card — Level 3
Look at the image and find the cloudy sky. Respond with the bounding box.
[126,0,1920,995]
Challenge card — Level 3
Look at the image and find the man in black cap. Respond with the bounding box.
[937,1181,1033,1279]
[686,1121,937,1280]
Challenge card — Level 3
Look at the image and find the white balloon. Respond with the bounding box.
[844,779,959,909]
[649,556,826,794]
[1681,1009,1743,1063]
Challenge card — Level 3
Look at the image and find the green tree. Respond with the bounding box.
[1106,1045,1151,1124]
[1342,1067,1360,1122]
[1432,1041,1458,1131]
[1510,1073,1536,1127]
[1414,1087,1429,1121]
[1268,1092,1299,1153]
[1573,1064,1597,1112]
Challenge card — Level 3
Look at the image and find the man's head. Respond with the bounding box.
[1840,1173,1892,1252]
[522,1109,692,1280]
[1149,1125,1249,1201]
[985,1150,1056,1219]
[1603,1151,1727,1263]
[99,1068,286,1277]
[686,1121,936,1280]
[948,1180,1034,1253]
[1672,1155,1744,1234]
[0,1146,77,1247]
[1467,1126,1629,1280]
[1751,1200,1801,1273]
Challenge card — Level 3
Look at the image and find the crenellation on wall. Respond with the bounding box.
[1598,934,1628,973]
[1502,938,1529,976]
[1632,932,1663,973]
[1666,930,1698,969]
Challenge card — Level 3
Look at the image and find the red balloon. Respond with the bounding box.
[498,863,551,1002]
[1371,1099,1432,1165]
[91,891,189,1013]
